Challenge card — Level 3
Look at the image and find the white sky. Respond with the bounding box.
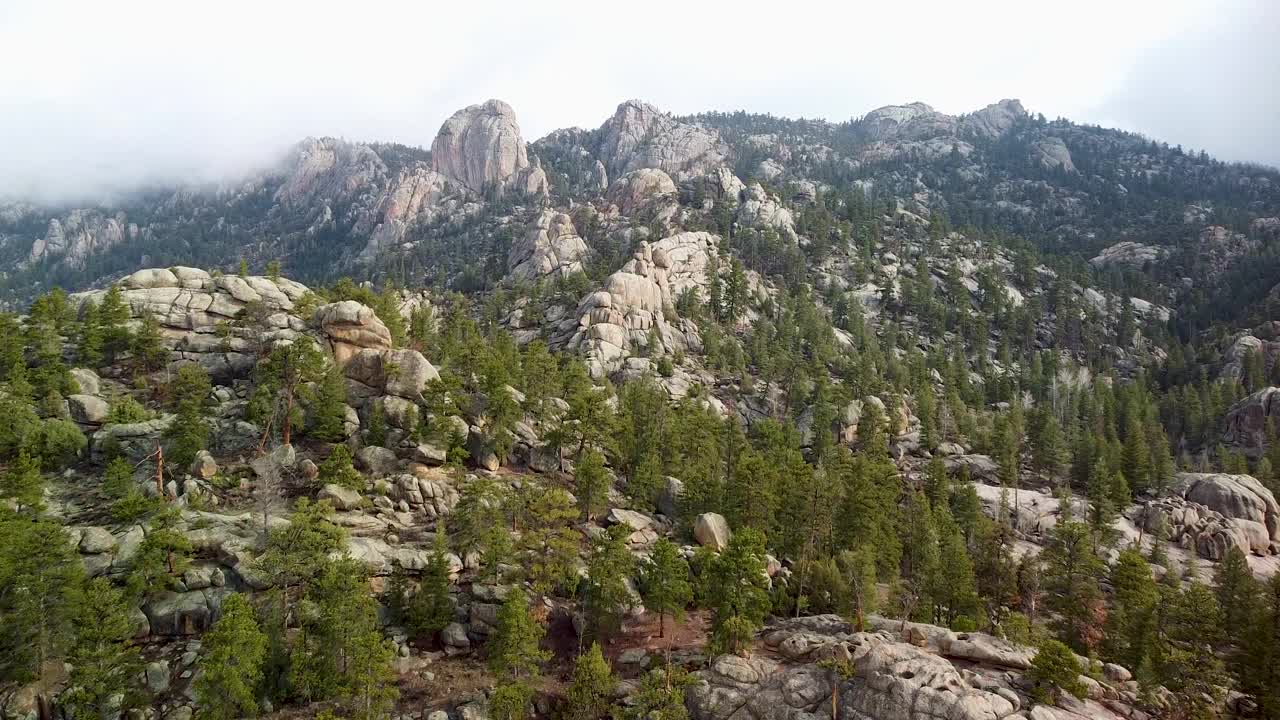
[2,0,1276,203]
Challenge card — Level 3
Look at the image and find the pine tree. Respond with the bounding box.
[1241,573,1280,717]
[98,284,133,362]
[409,529,455,638]
[1041,520,1106,654]
[76,301,104,367]
[310,364,350,442]
[519,484,579,596]
[1028,640,1086,705]
[61,578,144,720]
[1,448,43,513]
[564,643,616,720]
[490,680,535,720]
[131,313,170,371]
[836,547,878,631]
[128,506,194,600]
[1104,547,1157,671]
[318,444,364,490]
[164,363,212,471]
[641,538,692,638]
[195,592,268,720]
[584,525,634,642]
[489,588,549,679]
[620,667,694,720]
[0,517,84,688]
[253,340,327,446]
[1122,415,1152,495]
[706,529,771,655]
[574,447,610,521]
[342,626,399,720]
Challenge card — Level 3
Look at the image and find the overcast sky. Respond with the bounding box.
[2,0,1276,203]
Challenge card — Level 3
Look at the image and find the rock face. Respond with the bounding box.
[858,102,957,143]
[26,209,130,268]
[1032,137,1075,172]
[606,168,677,214]
[1224,386,1280,454]
[961,98,1026,140]
[688,615,1133,720]
[736,183,796,238]
[553,233,716,377]
[597,100,729,179]
[1140,472,1280,559]
[507,209,589,282]
[73,267,310,381]
[315,301,394,365]
[1089,241,1167,269]
[431,99,546,197]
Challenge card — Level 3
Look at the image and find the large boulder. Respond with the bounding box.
[343,348,439,400]
[694,513,731,551]
[68,394,110,424]
[1174,472,1279,535]
[315,301,393,365]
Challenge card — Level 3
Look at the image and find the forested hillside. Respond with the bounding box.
[3,96,1280,720]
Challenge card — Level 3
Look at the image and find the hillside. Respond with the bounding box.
[3,97,1280,720]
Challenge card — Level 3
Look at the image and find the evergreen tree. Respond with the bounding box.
[1214,545,1259,681]
[706,528,771,655]
[131,313,170,371]
[489,680,535,720]
[1041,520,1106,653]
[164,363,212,471]
[574,446,610,521]
[318,444,364,490]
[563,643,616,720]
[1103,547,1158,671]
[1,448,43,513]
[408,529,455,638]
[341,624,399,720]
[310,365,350,442]
[1241,573,1280,717]
[489,588,549,679]
[519,484,579,596]
[836,547,878,631]
[128,506,194,600]
[252,340,327,446]
[619,667,694,720]
[61,578,144,720]
[76,301,104,367]
[584,525,634,642]
[641,538,692,638]
[1027,640,1086,705]
[194,592,267,720]
[0,517,84,694]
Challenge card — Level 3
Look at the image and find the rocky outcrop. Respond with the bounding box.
[961,99,1026,140]
[315,300,393,365]
[858,102,957,143]
[606,168,677,214]
[1032,137,1075,172]
[26,209,132,268]
[74,267,310,381]
[431,99,547,198]
[1224,387,1280,454]
[1089,241,1167,269]
[736,183,796,238]
[688,615,1134,720]
[1140,472,1280,559]
[597,100,729,179]
[508,210,589,283]
[552,232,716,377]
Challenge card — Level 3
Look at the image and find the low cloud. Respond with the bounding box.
[1,0,1274,204]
